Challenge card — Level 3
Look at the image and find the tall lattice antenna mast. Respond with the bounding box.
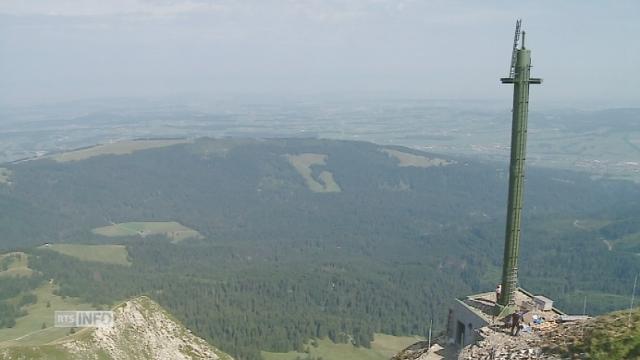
[508,19,522,79]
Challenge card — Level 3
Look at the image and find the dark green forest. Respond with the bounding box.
[1,138,639,359]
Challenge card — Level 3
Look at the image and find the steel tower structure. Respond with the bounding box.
[498,20,542,308]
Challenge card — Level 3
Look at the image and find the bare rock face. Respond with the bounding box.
[457,325,562,360]
[393,322,583,360]
[0,296,233,360]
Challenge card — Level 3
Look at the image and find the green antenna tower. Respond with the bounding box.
[498,20,542,308]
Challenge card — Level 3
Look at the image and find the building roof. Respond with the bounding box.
[457,288,564,323]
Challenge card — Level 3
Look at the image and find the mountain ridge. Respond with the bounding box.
[0,295,233,360]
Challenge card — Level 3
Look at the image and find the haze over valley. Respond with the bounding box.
[2,100,639,182]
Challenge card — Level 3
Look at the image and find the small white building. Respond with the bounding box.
[446,288,563,347]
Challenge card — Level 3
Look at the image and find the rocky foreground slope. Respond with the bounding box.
[0,296,233,360]
[395,308,640,360]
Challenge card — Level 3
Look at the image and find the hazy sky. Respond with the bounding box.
[0,0,638,106]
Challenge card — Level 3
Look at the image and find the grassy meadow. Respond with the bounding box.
[0,252,34,278]
[262,334,423,360]
[92,221,202,243]
[286,153,341,193]
[0,283,97,347]
[40,244,130,266]
[51,139,190,162]
[382,148,453,168]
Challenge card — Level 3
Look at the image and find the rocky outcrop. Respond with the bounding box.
[458,325,562,360]
[0,296,233,360]
[393,320,589,360]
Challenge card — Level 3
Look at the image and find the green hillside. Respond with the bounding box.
[39,244,130,266]
[1,138,639,359]
[543,308,640,360]
[262,334,424,360]
[0,296,233,360]
[0,283,97,347]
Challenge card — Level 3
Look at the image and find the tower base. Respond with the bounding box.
[446,288,562,347]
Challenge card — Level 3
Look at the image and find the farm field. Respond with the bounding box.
[92,221,203,243]
[40,244,130,266]
[382,148,453,168]
[50,139,190,162]
[286,153,341,193]
[261,334,423,360]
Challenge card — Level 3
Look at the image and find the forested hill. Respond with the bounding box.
[2,138,635,250]
[1,138,639,359]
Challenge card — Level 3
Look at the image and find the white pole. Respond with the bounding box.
[428,318,433,350]
[629,273,638,327]
[582,295,587,338]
